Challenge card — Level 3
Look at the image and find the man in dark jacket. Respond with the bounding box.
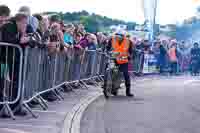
[1,12,30,116]
[159,43,167,74]
[0,5,11,113]
[190,42,200,76]
[0,5,11,41]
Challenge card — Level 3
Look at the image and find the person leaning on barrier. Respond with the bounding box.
[75,33,91,49]
[96,32,108,52]
[0,12,30,116]
[48,23,64,53]
[63,23,75,46]
[74,32,83,44]
[103,31,134,97]
[1,12,33,46]
[0,5,11,108]
[49,15,69,53]
[86,34,97,50]
[33,14,49,43]
[18,6,39,33]
[0,5,10,32]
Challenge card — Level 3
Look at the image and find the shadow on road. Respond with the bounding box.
[105,95,145,103]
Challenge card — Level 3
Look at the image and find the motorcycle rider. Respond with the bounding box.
[103,30,134,97]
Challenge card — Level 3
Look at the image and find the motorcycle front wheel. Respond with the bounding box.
[103,70,113,99]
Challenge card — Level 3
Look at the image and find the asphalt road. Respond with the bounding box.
[80,76,200,133]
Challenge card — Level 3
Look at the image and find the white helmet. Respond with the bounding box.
[115,29,127,36]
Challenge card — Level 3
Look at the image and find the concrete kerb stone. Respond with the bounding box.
[60,92,102,133]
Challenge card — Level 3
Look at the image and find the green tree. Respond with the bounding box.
[42,10,137,33]
[80,16,101,32]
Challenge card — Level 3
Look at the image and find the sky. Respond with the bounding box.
[0,0,200,24]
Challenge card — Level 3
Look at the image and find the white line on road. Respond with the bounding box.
[32,110,66,115]
[0,128,31,133]
[134,78,157,83]
[0,124,54,130]
[183,79,200,85]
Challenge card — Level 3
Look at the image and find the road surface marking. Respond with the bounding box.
[33,110,66,115]
[184,79,200,85]
[0,124,53,129]
[1,128,31,133]
[61,92,101,133]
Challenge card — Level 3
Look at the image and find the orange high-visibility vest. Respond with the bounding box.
[112,36,130,64]
[168,47,177,62]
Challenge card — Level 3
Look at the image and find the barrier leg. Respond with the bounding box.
[97,76,102,82]
[55,88,64,100]
[78,81,86,89]
[66,84,74,92]
[99,76,104,81]
[52,90,62,101]
[23,103,38,118]
[59,87,65,93]
[0,105,5,116]
[95,76,102,83]
[5,104,15,120]
[35,97,48,110]
[80,80,89,89]
[38,95,48,109]
[61,84,71,92]
[98,76,104,82]
[92,77,99,86]
[0,105,10,118]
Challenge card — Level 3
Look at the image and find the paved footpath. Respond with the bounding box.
[81,75,200,133]
[0,86,101,133]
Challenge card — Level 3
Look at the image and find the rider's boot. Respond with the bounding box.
[103,90,109,99]
[111,89,118,96]
[126,87,134,97]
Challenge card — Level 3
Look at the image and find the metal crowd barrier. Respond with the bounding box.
[0,42,108,119]
[0,42,23,119]
[79,50,104,85]
[1,42,143,119]
[20,46,106,118]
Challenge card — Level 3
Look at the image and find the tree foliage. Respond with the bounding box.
[44,10,136,32]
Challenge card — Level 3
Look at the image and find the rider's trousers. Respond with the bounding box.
[118,63,131,93]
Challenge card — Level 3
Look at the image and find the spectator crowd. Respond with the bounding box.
[0,4,200,117]
[0,5,109,117]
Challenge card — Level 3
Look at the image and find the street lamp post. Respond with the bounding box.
[142,0,158,41]
[152,0,158,40]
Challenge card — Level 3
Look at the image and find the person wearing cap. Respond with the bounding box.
[18,6,39,33]
[104,30,134,97]
[1,12,30,116]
